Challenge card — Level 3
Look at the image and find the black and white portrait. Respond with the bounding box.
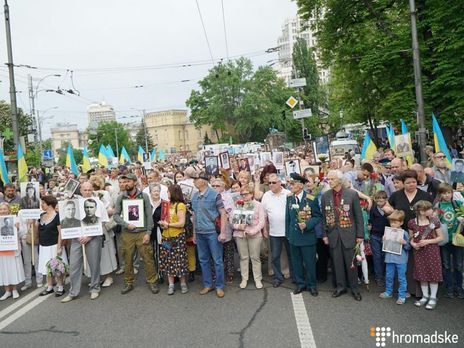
[285,159,301,176]
[59,199,81,229]
[81,198,100,226]
[204,156,219,176]
[451,159,464,183]
[219,152,230,170]
[20,182,40,209]
[0,217,14,236]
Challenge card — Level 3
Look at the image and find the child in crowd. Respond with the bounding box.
[408,200,444,310]
[369,191,393,286]
[435,183,464,298]
[379,210,410,304]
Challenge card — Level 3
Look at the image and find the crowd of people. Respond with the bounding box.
[0,146,463,311]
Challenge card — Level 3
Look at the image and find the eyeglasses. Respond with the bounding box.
[268,181,278,185]
[435,155,445,159]
[241,192,251,196]
[211,185,221,188]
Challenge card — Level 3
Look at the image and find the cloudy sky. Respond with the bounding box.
[0,0,298,139]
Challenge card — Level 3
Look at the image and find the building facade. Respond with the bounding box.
[50,123,87,156]
[87,102,116,131]
[144,109,211,153]
[275,16,330,85]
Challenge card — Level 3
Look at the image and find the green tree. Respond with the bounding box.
[0,100,36,154]
[135,121,154,152]
[57,142,83,167]
[87,121,132,157]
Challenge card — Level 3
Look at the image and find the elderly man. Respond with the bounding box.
[113,173,159,295]
[432,152,451,183]
[384,157,403,197]
[191,172,227,298]
[61,182,104,303]
[411,163,441,201]
[321,170,364,301]
[285,173,322,295]
[261,173,292,288]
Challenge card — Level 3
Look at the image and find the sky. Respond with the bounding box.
[0,0,298,139]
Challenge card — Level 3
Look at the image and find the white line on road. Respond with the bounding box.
[0,287,43,321]
[291,293,317,348]
[0,292,52,331]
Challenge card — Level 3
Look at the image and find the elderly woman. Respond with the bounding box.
[149,183,165,282]
[212,178,235,284]
[231,183,265,290]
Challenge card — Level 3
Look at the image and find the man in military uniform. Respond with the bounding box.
[285,173,322,296]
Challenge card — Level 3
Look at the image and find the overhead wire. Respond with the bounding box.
[195,0,215,65]
[221,0,230,62]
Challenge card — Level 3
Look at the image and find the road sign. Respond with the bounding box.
[43,150,53,159]
[42,158,54,167]
[293,108,313,119]
[289,78,307,88]
[286,96,298,109]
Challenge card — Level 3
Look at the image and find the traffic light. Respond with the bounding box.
[303,128,311,141]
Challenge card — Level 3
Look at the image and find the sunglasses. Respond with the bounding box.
[268,181,278,184]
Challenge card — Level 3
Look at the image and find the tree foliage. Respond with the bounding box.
[0,100,36,153]
[186,58,302,143]
[87,121,132,157]
[134,121,154,153]
[296,0,464,136]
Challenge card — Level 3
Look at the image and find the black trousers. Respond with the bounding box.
[316,238,330,282]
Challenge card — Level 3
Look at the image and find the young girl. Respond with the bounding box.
[379,210,410,304]
[0,203,25,300]
[408,200,444,310]
[435,183,464,298]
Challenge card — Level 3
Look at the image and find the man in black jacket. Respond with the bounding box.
[411,164,440,202]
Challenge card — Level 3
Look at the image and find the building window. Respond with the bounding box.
[178,130,182,140]
[185,130,189,140]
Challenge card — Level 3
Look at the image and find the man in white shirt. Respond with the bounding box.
[261,173,292,287]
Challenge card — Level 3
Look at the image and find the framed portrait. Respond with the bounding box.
[285,159,301,176]
[0,215,18,251]
[238,157,250,172]
[204,156,219,176]
[451,158,464,183]
[394,133,413,159]
[59,199,82,239]
[63,178,79,198]
[312,135,330,163]
[260,152,272,167]
[179,183,194,201]
[302,165,320,176]
[382,227,404,255]
[122,199,145,228]
[219,152,231,170]
[272,151,284,170]
[20,182,41,210]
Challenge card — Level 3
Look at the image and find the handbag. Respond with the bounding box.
[363,240,373,256]
[452,222,464,247]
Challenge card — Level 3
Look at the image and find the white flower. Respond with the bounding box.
[291,204,299,209]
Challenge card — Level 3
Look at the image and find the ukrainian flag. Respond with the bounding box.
[0,149,10,185]
[98,144,109,167]
[158,149,166,161]
[432,113,452,166]
[65,144,79,176]
[119,146,131,164]
[150,148,157,161]
[386,124,395,150]
[82,147,91,173]
[106,144,116,159]
[137,146,145,162]
[361,131,377,160]
[17,144,28,182]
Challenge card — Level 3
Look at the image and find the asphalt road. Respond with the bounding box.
[0,269,463,348]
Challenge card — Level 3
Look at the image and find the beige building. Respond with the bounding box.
[50,123,88,156]
[87,102,116,131]
[144,110,211,153]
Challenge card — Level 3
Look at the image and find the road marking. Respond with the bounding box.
[0,292,52,331]
[0,287,43,321]
[291,293,317,348]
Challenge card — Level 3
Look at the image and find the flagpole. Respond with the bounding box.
[409,0,427,165]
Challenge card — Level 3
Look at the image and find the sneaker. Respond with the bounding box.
[149,283,160,294]
[199,287,213,295]
[121,284,134,295]
[101,277,114,288]
[61,295,77,303]
[445,292,455,299]
[0,291,11,301]
[167,284,175,295]
[379,292,392,299]
[425,298,437,310]
[405,292,411,299]
[90,292,99,300]
[12,290,19,299]
[55,288,65,297]
[180,283,189,294]
[20,283,31,292]
[216,288,225,298]
[239,279,248,289]
[396,298,406,305]
[115,268,124,275]
[414,296,429,307]
[255,280,263,289]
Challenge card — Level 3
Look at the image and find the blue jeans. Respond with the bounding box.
[441,243,464,295]
[370,234,385,281]
[196,233,224,289]
[270,236,293,282]
[385,263,407,299]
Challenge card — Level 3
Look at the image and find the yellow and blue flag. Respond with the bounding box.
[361,131,377,160]
[98,144,109,167]
[106,144,116,159]
[65,144,79,176]
[17,143,28,182]
[137,146,145,162]
[386,124,395,150]
[82,147,91,173]
[432,113,452,165]
[158,149,166,161]
[150,148,157,161]
[0,149,9,185]
[119,146,131,164]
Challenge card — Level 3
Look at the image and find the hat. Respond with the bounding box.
[26,182,35,189]
[192,171,209,181]
[184,166,196,179]
[121,173,137,181]
[290,172,308,184]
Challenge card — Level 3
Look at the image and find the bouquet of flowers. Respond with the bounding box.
[291,203,312,233]
[350,243,364,269]
[45,256,69,277]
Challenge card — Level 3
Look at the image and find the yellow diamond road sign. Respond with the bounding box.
[286,96,298,109]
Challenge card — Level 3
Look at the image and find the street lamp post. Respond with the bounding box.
[37,107,56,160]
